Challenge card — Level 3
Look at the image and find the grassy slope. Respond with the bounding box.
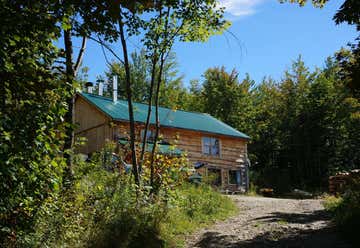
[161,184,238,247]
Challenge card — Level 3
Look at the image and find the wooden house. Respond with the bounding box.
[75,90,250,192]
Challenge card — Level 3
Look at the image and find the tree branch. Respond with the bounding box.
[88,36,125,65]
[74,36,87,76]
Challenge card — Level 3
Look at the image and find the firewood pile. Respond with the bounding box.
[329,169,360,194]
[260,188,274,197]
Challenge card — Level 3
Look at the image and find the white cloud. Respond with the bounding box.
[218,0,267,17]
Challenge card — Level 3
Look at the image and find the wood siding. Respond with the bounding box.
[115,122,248,190]
[160,127,247,190]
[75,96,113,154]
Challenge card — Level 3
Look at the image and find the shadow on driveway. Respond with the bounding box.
[251,209,331,225]
[194,209,352,248]
[194,227,353,248]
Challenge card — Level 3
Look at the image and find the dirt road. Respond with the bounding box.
[186,196,352,248]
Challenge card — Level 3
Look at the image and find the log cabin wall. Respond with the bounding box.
[160,127,247,191]
[115,122,248,191]
[74,96,114,154]
[74,96,248,191]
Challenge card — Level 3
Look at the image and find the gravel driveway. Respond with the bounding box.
[186,196,352,248]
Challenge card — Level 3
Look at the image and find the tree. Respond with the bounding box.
[0,1,68,244]
[136,0,229,189]
[194,55,359,191]
[194,67,257,132]
[158,52,188,109]
[201,67,242,126]
[186,79,205,112]
[105,50,150,102]
[281,0,360,97]
[92,0,229,187]
[103,50,188,109]
[250,78,282,169]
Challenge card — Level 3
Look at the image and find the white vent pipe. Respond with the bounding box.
[98,82,104,96]
[113,75,118,103]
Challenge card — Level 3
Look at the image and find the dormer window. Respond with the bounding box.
[202,137,220,156]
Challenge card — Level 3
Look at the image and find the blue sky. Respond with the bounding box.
[76,0,358,86]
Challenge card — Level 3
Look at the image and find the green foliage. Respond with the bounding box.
[0,1,68,244]
[103,50,188,109]
[200,67,247,126]
[323,195,343,212]
[187,55,359,192]
[282,0,360,97]
[279,0,328,7]
[23,154,164,248]
[246,182,260,197]
[323,176,360,245]
[16,149,236,248]
[162,183,237,247]
[254,56,359,191]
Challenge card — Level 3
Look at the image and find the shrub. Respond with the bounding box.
[323,175,360,246]
[323,195,343,213]
[21,146,237,248]
[246,182,259,196]
[162,183,237,247]
[22,153,166,248]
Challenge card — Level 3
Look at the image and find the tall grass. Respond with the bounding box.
[162,184,238,247]
[22,154,237,247]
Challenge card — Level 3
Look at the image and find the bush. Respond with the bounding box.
[323,175,360,246]
[161,183,237,247]
[323,195,343,213]
[20,147,237,247]
[21,153,166,248]
[246,182,259,196]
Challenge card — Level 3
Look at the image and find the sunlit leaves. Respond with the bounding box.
[279,0,328,7]
[0,1,68,244]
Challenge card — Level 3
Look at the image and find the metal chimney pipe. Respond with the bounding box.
[98,82,104,96]
[85,82,94,94]
[113,75,118,103]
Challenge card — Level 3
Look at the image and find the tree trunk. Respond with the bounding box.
[139,5,163,173]
[139,57,157,172]
[63,29,75,179]
[150,54,166,190]
[118,12,140,185]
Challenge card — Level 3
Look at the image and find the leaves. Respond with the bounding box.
[0,1,68,244]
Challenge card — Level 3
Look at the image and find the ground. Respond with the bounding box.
[186,196,353,248]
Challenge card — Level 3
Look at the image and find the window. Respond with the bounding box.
[140,129,156,143]
[202,137,220,156]
[229,170,240,185]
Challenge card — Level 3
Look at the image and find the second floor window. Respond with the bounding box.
[140,129,156,143]
[202,137,220,156]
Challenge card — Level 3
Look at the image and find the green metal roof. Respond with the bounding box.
[118,140,183,156]
[79,92,250,139]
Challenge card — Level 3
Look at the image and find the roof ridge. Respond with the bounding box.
[79,92,250,139]
[80,92,211,116]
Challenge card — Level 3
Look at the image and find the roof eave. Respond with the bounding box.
[112,118,250,141]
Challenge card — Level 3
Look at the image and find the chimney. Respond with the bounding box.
[113,75,118,103]
[85,82,94,94]
[98,82,104,96]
